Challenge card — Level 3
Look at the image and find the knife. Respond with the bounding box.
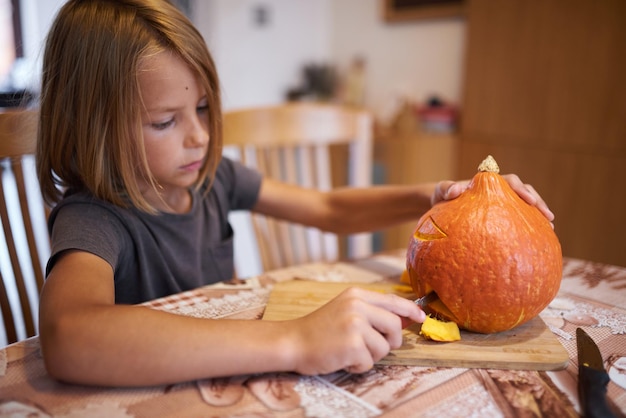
[576,327,616,418]
[414,291,439,308]
[400,292,439,328]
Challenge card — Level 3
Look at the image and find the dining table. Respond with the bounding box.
[1,250,625,417]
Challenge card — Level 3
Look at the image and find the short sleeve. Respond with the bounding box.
[214,157,262,211]
[46,199,127,276]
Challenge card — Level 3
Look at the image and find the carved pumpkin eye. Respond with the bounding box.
[414,216,447,241]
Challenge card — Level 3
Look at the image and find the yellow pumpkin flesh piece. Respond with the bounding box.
[420,316,461,342]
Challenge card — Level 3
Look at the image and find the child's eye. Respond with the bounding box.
[197,104,209,114]
[152,118,174,130]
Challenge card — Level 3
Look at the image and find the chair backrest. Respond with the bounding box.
[222,102,373,276]
[0,109,47,345]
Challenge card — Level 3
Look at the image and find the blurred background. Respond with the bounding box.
[2,0,465,115]
[2,0,625,269]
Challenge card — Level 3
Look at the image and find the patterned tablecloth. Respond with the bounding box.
[1,252,625,417]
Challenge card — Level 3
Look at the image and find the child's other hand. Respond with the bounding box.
[288,288,425,375]
[431,174,555,224]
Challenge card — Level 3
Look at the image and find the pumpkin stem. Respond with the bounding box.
[478,155,500,173]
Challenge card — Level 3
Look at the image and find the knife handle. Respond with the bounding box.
[578,365,616,418]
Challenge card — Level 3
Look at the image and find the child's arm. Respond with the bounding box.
[39,251,425,386]
[252,174,553,234]
[252,179,436,234]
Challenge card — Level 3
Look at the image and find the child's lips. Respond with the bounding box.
[180,160,203,171]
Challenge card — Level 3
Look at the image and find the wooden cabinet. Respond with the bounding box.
[459,0,626,266]
[373,131,458,251]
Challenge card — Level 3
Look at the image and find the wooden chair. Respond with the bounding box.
[0,109,47,345]
[222,102,374,275]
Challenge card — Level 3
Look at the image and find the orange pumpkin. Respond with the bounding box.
[406,156,562,333]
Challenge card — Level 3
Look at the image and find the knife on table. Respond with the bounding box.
[576,327,616,418]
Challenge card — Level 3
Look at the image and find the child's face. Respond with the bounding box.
[138,51,209,206]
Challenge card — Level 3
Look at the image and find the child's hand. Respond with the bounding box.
[286,288,425,375]
[431,174,555,224]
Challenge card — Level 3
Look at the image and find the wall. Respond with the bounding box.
[194,0,465,120]
[24,0,465,120]
[330,0,465,123]
[193,0,333,111]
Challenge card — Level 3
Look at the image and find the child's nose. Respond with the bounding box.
[187,118,209,146]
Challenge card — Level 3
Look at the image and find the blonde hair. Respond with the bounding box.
[37,0,222,212]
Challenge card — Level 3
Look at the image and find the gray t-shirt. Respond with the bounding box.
[46,157,262,304]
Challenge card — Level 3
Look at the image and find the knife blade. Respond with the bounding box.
[576,327,616,418]
[400,292,439,328]
[414,291,439,308]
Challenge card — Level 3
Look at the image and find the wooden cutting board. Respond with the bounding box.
[262,280,569,371]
